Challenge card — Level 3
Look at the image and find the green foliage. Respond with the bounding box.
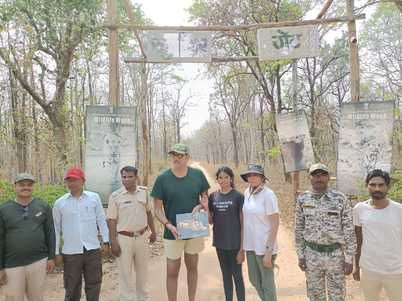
[0,181,14,204]
[187,0,208,22]
[0,0,104,37]
[267,146,281,159]
[0,180,66,206]
[389,170,402,203]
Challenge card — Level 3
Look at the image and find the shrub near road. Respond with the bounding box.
[0,180,66,206]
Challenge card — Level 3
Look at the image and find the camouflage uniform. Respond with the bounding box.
[295,189,356,301]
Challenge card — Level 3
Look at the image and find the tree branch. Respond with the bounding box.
[0,47,48,108]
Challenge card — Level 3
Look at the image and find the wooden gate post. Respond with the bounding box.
[106,0,120,106]
[347,0,360,102]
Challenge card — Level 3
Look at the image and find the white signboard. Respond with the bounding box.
[85,105,136,204]
[257,25,319,60]
[276,111,314,172]
[337,101,394,195]
[143,31,211,62]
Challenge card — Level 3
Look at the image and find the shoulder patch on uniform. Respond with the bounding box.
[297,191,312,201]
[138,185,148,191]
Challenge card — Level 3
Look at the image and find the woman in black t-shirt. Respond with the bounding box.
[207,166,245,301]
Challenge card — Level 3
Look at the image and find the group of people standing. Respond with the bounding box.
[0,142,401,301]
[206,163,280,301]
[0,165,156,301]
[295,164,402,301]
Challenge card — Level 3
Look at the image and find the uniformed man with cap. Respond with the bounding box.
[295,163,356,301]
[107,165,156,301]
[0,172,55,301]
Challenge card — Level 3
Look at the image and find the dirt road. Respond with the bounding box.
[42,226,364,301]
[35,162,368,300]
[42,225,308,300]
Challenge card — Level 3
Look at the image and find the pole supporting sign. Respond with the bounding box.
[257,25,319,61]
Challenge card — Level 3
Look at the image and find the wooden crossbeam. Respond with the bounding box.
[124,56,259,64]
[106,14,365,32]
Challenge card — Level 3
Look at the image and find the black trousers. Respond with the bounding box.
[216,248,246,301]
[63,248,102,301]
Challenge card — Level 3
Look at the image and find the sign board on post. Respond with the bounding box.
[337,101,394,195]
[85,105,137,205]
[257,25,319,60]
[276,111,314,172]
[143,31,212,63]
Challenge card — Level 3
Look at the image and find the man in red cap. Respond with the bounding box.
[53,167,109,301]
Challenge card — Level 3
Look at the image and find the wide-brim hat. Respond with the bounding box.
[240,164,266,182]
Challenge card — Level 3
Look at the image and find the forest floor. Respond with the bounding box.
[2,161,386,300]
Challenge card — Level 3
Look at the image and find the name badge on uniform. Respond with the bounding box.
[326,210,339,216]
[302,203,316,215]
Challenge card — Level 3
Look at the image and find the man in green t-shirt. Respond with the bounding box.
[151,143,210,301]
[0,172,55,301]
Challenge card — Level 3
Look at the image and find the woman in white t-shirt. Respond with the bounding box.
[240,164,280,301]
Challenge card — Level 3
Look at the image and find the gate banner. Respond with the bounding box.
[257,25,319,60]
[143,31,212,62]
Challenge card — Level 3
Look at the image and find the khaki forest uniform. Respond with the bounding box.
[107,186,152,301]
[295,190,356,301]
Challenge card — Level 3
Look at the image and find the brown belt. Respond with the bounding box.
[118,226,148,238]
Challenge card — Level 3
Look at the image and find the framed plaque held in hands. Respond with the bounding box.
[176,212,209,239]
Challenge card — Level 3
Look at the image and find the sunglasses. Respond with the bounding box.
[169,153,185,159]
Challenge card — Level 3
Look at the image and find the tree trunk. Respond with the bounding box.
[140,63,149,186]
[44,104,69,180]
[162,95,167,162]
[9,68,28,172]
[176,119,181,143]
[259,96,266,164]
[230,125,239,168]
[276,66,282,113]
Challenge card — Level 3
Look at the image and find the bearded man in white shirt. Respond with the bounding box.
[53,167,109,301]
[353,169,402,301]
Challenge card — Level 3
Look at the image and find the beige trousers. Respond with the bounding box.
[2,258,47,301]
[117,233,149,301]
[360,268,402,301]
